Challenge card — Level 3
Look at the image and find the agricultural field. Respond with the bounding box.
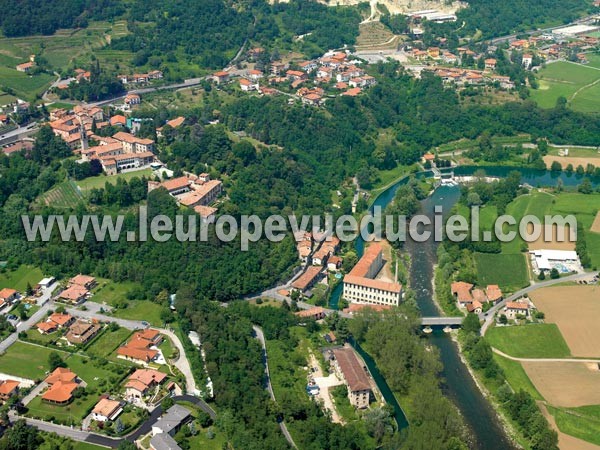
[529,285,600,357]
[486,324,571,358]
[548,146,600,158]
[492,354,542,400]
[549,405,600,447]
[0,265,45,291]
[530,60,600,112]
[354,21,400,51]
[522,361,600,407]
[0,66,54,102]
[474,253,529,291]
[543,155,600,171]
[37,180,84,209]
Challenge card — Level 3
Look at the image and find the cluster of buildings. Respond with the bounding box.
[451,281,503,314]
[343,243,403,307]
[431,67,515,89]
[529,249,582,274]
[41,367,82,405]
[56,274,96,305]
[216,50,377,105]
[117,70,164,85]
[117,328,164,365]
[36,311,102,345]
[148,173,222,222]
[149,404,192,450]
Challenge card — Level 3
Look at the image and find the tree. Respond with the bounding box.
[1,420,41,450]
[549,268,560,279]
[578,178,593,194]
[162,397,174,410]
[117,442,137,450]
[462,313,481,334]
[48,352,66,371]
[537,270,546,281]
[114,418,124,434]
[498,314,508,325]
[550,161,562,172]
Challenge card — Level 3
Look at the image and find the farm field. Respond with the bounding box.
[522,361,600,407]
[492,353,542,400]
[486,324,571,358]
[0,265,45,291]
[37,180,84,209]
[549,405,600,448]
[526,224,576,251]
[76,169,153,192]
[530,60,600,112]
[548,146,600,158]
[529,285,600,357]
[474,253,529,292]
[0,66,54,102]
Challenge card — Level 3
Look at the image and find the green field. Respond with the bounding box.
[85,327,132,359]
[93,280,165,326]
[492,354,542,400]
[0,341,68,379]
[548,146,600,158]
[38,180,84,209]
[474,253,529,291]
[0,265,45,291]
[76,169,153,192]
[486,324,571,358]
[549,404,600,446]
[0,66,54,101]
[531,60,600,112]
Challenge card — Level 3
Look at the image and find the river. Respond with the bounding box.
[331,167,600,448]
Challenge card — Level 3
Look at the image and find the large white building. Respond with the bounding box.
[343,243,402,306]
[530,249,581,272]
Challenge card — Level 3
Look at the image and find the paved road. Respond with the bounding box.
[0,283,59,353]
[67,302,199,395]
[253,326,297,449]
[480,272,598,335]
[0,124,39,146]
[492,347,600,363]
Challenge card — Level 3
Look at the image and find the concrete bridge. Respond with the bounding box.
[420,317,463,327]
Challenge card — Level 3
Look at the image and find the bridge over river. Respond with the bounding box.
[421,316,463,327]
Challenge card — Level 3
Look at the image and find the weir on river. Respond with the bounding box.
[329,166,600,447]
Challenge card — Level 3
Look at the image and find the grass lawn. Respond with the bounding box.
[486,324,571,358]
[0,265,45,291]
[111,300,164,327]
[159,336,177,360]
[548,146,600,158]
[76,169,153,192]
[26,393,95,426]
[549,405,600,446]
[92,280,141,305]
[85,327,132,359]
[474,253,529,292]
[492,354,542,400]
[0,341,68,379]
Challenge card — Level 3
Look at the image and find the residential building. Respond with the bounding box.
[342,303,392,315]
[150,433,181,450]
[92,398,123,422]
[343,243,402,307]
[295,307,326,321]
[36,313,74,334]
[484,58,497,70]
[451,281,474,307]
[0,380,19,401]
[212,71,230,84]
[16,62,34,73]
[291,266,323,295]
[152,404,191,436]
[113,131,155,153]
[117,330,162,365]
[42,368,80,405]
[124,94,141,106]
[159,177,191,196]
[466,300,483,314]
[327,256,342,272]
[239,78,259,91]
[58,285,89,304]
[332,346,372,408]
[65,319,101,345]
[0,288,18,305]
[486,285,503,304]
[125,368,166,399]
[504,301,530,320]
[69,274,96,289]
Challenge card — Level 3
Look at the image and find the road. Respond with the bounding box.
[0,283,59,354]
[10,394,215,448]
[480,271,598,335]
[492,347,600,363]
[0,123,39,146]
[66,302,200,396]
[252,326,297,449]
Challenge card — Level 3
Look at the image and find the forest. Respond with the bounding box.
[0,0,124,37]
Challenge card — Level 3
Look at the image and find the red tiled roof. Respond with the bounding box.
[333,347,371,392]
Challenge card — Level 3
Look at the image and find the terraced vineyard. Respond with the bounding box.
[37,180,83,209]
[355,21,401,51]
